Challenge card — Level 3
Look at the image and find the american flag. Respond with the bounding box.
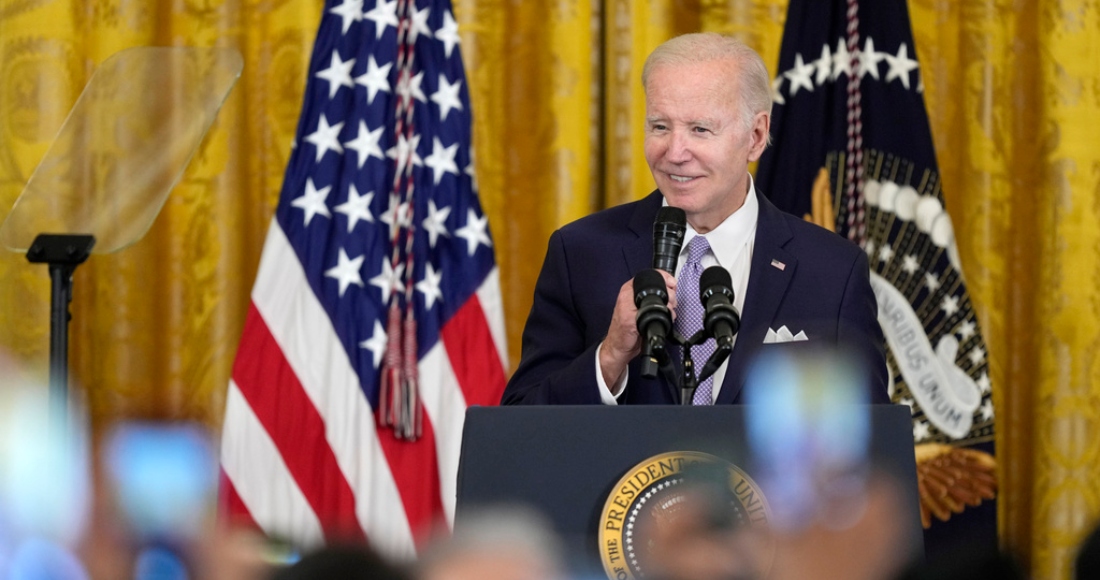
[219,0,507,558]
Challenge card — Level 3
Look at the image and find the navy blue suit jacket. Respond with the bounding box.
[501,190,890,405]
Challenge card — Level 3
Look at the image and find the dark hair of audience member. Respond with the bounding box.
[1076,519,1100,580]
[270,544,408,580]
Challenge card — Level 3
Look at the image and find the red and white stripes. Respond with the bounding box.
[221,222,507,558]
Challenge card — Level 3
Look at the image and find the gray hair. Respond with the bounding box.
[416,506,564,580]
[642,32,773,132]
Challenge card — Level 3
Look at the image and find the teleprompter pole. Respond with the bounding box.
[26,234,95,416]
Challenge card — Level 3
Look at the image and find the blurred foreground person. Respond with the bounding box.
[640,465,909,580]
[0,354,92,579]
[765,474,911,580]
[417,507,563,580]
[0,351,275,579]
[642,462,770,580]
[1078,519,1100,579]
[272,543,408,580]
[895,545,1024,580]
[744,349,915,580]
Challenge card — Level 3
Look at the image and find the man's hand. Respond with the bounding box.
[599,270,677,389]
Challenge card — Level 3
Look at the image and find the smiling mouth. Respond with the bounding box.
[669,174,696,183]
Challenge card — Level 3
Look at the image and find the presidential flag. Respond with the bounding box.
[756,0,997,556]
[219,0,507,558]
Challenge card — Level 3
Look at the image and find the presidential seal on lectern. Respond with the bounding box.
[598,451,772,579]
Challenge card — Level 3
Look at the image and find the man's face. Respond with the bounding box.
[644,59,769,233]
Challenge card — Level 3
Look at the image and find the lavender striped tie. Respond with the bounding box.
[676,236,714,405]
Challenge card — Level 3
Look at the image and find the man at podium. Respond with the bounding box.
[502,33,888,407]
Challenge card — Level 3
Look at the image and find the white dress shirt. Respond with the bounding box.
[596,175,760,404]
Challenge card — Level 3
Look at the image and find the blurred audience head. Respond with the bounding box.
[1076,518,1100,580]
[895,545,1025,580]
[272,542,407,580]
[416,506,563,580]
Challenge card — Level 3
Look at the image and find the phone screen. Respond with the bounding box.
[743,348,871,532]
[104,422,216,541]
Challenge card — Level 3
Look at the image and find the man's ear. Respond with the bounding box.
[747,112,771,162]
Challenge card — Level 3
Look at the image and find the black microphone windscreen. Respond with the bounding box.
[653,207,686,274]
[655,206,686,228]
[699,265,740,345]
[633,268,666,297]
[699,266,733,302]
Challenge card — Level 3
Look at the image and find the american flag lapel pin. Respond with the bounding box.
[771,259,786,271]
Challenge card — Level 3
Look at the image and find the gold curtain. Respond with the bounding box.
[1,0,1099,577]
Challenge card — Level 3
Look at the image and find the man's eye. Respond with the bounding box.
[693,126,710,133]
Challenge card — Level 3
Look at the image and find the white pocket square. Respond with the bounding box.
[764,325,808,344]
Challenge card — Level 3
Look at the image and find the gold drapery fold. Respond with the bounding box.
[2,1,1100,576]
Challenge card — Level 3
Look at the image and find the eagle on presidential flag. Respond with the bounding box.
[756,0,998,557]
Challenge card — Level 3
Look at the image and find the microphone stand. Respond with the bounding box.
[679,342,697,406]
[668,330,733,406]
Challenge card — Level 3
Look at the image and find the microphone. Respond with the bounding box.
[695,266,739,384]
[700,266,741,349]
[653,206,686,274]
[633,269,673,378]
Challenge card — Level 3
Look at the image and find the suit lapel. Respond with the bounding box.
[716,193,796,404]
[623,191,662,273]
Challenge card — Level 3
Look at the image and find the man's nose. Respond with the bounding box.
[666,130,692,162]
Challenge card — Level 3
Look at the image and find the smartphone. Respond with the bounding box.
[104,422,216,541]
[743,347,871,532]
